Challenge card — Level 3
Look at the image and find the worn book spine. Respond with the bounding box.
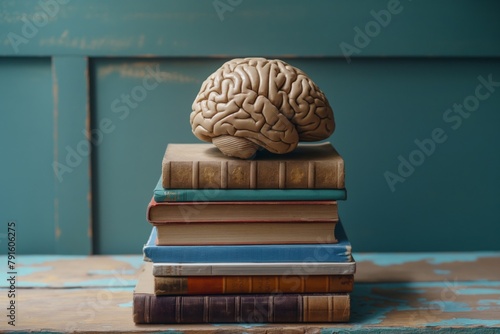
[154,275,354,295]
[162,159,344,189]
[152,262,357,276]
[133,293,350,324]
[147,198,338,223]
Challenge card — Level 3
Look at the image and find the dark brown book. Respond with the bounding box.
[154,274,354,295]
[161,142,344,189]
[133,264,350,324]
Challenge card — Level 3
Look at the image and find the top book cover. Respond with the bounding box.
[162,142,345,189]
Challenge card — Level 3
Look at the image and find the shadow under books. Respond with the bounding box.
[350,280,419,325]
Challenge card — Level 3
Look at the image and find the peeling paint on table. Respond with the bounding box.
[1,253,499,333]
[355,252,500,266]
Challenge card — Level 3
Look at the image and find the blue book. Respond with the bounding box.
[143,221,353,263]
[153,178,347,202]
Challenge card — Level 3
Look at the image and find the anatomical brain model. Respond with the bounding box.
[190,58,335,159]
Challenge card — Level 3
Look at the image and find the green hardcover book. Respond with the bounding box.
[153,178,347,202]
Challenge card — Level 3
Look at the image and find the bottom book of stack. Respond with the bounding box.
[133,222,356,324]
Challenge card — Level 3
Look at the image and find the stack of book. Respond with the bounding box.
[133,143,356,324]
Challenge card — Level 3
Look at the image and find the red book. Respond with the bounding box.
[154,274,354,295]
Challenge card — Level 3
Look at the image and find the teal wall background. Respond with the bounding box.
[1,0,499,254]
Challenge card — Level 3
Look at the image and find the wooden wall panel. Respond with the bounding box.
[0,58,56,253]
[90,58,500,253]
[52,56,92,254]
[90,59,217,253]
[1,0,499,57]
[1,1,499,253]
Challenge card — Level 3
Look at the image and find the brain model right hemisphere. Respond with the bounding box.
[190,58,335,159]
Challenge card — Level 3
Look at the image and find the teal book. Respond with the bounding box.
[153,178,347,202]
[143,221,353,263]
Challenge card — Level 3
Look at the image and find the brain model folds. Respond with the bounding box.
[190,58,335,159]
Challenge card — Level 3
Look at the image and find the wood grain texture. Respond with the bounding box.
[1,253,499,332]
[355,252,500,282]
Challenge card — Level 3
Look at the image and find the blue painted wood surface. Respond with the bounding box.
[0,1,499,254]
[0,253,498,332]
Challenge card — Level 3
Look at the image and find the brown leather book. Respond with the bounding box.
[153,220,337,245]
[154,275,354,295]
[147,199,339,245]
[133,264,350,324]
[147,198,338,223]
[161,142,344,189]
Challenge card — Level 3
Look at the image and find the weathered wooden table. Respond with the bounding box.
[1,253,499,333]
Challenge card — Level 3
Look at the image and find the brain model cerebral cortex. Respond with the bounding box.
[190,57,335,159]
